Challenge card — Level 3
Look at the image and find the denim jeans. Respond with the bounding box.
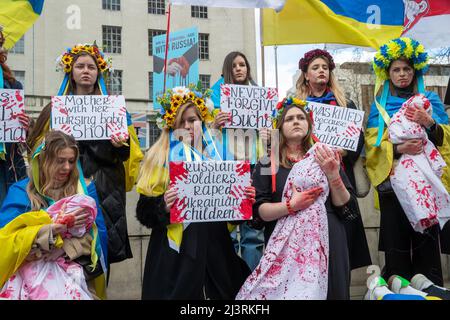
[231,222,264,271]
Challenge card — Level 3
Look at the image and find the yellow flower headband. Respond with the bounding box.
[56,43,113,74]
[373,37,429,81]
[156,83,215,129]
[272,96,307,128]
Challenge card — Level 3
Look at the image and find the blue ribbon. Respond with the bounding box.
[374,81,390,147]
[0,66,4,89]
[417,75,425,94]
[98,75,108,95]
[57,73,70,95]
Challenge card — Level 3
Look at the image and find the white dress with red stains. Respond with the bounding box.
[0,195,96,300]
[236,143,330,300]
[389,94,450,233]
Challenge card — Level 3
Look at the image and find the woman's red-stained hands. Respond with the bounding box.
[110,134,128,148]
[314,144,341,180]
[396,139,424,155]
[244,185,256,204]
[212,111,231,129]
[164,185,178,212]
[405,106,435,128]
[18,113,30,132]
[42,248,65,262]
[290,184,323,211]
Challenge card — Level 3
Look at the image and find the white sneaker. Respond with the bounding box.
[410,274,434,291]
[388,275,428,297]
[364,276,392,300]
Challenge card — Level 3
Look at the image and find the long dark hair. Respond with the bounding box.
[222,51,253,85]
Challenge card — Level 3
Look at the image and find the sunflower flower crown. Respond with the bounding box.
[56,43,113,74]
[156,82,215,129]
[271,96,307,128]
[373,37,429,81]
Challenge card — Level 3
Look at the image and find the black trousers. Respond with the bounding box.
[378,190,443,286]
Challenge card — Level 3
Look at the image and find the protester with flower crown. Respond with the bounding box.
[0,26,29,206]
[135,83,253,299]
[210,51,265,273]
[236,97,354,300]
[0,130,108,299]
[365,37,450,286]
[294,49,372,272]
[26,43,143,271]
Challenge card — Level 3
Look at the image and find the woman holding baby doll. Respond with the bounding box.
[0,130,108,299]
[365,37,450,287]
[236,97,355,300]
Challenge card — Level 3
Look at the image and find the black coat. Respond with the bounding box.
[0,80,27,206]
[78,140,132,264]
[136,193,250,300]
[340,100,372,270]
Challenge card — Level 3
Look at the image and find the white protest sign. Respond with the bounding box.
[0,89,26,143]
[51,95,128,141]
[305,101,365,152]
[169,160,252,223]
[220,84,278,129]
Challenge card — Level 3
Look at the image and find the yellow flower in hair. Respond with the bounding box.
[172,95,183,104]
[87,47,96,55]
[188,92,196,100]
[62,55,73,65]
[387,42,401,59]
[71,47,81,55]
[64,65,72,73]
[292,98,306,106]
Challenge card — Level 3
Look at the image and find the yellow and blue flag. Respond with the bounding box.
[263,0,450,49]
[0,0,45,49]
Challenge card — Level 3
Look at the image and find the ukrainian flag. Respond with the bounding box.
[0,0,45,50]
[263,0,404,49]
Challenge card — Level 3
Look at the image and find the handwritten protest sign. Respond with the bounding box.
[305,101,365,152]
[0,89,26,143]
[169,161,252,223]
[220,84,278,129]
[51,95,128,141]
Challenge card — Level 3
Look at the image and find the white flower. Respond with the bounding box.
[172,86,190,97]
[205,98,214,113]
[156,117,164,129]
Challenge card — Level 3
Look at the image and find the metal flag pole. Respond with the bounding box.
[163,2,172,92]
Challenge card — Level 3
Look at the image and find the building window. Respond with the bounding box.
[149,121,161,147]
[148,0,165,15]
[12,70,25,85]
[148,29,166,56]
[149,72,154,100]
[102,25,122,54]
[199,74,210,89]
[102,0,120,10]
[106,70,122,94]
[199,33,209,60]
[9,36,24,54]
[191,6,208,19]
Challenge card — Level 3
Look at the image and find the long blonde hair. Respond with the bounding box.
[276,105,313,169]
[137,102,201,195]
[295,56,347,107]
[27,131,80,210]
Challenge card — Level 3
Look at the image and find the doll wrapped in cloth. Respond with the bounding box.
[389,94,450,233]
[0,194,97,300]
[236,143,329,300]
